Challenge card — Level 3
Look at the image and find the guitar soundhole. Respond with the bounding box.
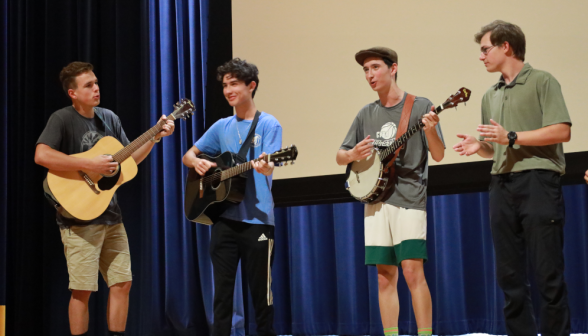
[210,168,222,190]
[97,168,121,191]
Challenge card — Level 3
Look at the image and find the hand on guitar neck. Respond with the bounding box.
[252,152,274,176]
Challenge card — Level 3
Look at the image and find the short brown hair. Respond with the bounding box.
[474,20,526,61]
[59,62,94,93]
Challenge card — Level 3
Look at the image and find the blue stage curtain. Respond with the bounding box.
[267,184,588,335]
[140,1,247,335]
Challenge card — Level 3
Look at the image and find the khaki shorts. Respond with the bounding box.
[60,223,132,291]
[364,203,428,266]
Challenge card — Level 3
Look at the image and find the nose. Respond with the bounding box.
[479,53,486,61]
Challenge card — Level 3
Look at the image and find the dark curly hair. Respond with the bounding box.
[217,58,260,98]
[475,20,526,62]
[59,61,94,94]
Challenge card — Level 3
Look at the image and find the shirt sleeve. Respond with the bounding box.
[195,119,222,156]
[36,113,65,151]
[112,114,131,146]
[539,74,572,128]
[262,121,283,156]
[340,114,362,151]
[421,100,445,149]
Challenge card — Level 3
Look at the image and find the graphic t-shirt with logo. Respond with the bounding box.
[37,106,130,226]
[195,112,282,225]
[340,93,444,210]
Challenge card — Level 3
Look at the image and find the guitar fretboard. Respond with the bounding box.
[379,104,444,162]
[219,155,270,181]
[111,115,177,163]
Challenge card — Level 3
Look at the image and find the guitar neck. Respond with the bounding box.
[219,154,270,181]
[112,115,177,163]
[379,104,444,161]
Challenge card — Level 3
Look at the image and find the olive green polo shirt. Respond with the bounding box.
[481,63,572,175]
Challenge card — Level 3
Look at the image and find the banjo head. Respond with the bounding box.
[346,150,385,201]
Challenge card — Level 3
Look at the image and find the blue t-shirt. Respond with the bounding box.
[195,112,282,225]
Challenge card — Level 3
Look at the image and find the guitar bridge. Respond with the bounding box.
[78,171,100,195]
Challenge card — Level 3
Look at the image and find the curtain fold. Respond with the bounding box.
[2,0,588,335]
[267,185,588,335]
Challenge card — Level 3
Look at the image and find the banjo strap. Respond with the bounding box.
[384,93,415,171]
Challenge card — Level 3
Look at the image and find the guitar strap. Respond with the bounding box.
[94,108,114,136]
[384,93,415,171]
[236,110,261,162]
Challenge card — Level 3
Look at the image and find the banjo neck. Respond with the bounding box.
[378,87,471,163]
[378,104,443,162]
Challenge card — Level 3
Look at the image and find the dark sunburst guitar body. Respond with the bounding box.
[184,152,247,225]
[184,145,299,225]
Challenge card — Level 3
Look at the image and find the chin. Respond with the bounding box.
[484,65,498,73]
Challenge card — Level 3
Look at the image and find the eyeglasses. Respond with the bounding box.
[480,45,496,56]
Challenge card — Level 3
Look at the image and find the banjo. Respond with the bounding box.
[345,88,471,204]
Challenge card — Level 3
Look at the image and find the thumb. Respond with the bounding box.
[456,134,468,140]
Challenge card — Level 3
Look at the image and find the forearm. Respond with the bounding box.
[515,123,571,146]
[478,141,494,158]
[424,129,444,162]
[336,149,354,166]
[35,144,90,171]
[131,141,155,165]
[182,146,201,168]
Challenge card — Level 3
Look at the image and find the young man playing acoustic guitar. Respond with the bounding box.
[34,62,174,336]
[182,58,282,336]
[453,21,572,336]
[336,47,444,336]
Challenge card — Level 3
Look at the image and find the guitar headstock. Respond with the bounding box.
[267,145,298,166]
[170,98,196,121]
[441,87,472,109]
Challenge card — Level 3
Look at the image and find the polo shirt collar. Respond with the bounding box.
[495,63,532,89]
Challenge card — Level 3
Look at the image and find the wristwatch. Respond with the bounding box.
[507,131,517,148]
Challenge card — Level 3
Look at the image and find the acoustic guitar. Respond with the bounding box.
[184,145,298,225]
[345,88,471,204]
[45,99,195,220]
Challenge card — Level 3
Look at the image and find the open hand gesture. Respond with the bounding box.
[453,134,481,156]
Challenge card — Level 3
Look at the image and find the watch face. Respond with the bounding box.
[508,131,517,140]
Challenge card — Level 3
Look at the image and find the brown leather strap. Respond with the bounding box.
[384,93,415,171]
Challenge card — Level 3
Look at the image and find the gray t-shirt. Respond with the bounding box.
[37,106,130,226]
[340,93,444,210]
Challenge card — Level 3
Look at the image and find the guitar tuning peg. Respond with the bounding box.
[464,102,467,106]
[290,161,295,165]
[284,162,288,166]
